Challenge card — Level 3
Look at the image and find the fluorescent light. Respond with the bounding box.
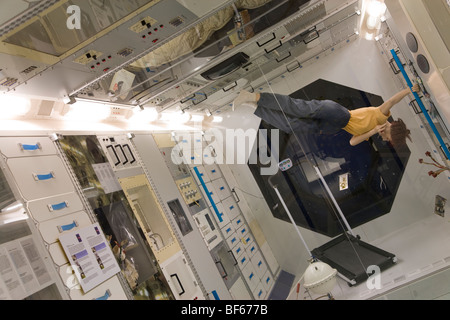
[366,0,386,17]
[64,101,111,121]
[129,106,159,123]
[212,116,223,123]
[160,111,191,124]
[0,94,31,118]
[190,114,205,122]
[365,0,387,30]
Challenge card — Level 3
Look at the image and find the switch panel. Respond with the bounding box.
[176,176,201,204]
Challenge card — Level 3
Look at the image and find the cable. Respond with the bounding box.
[233,186,265,199]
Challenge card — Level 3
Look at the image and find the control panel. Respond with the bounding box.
[176,176,202,204]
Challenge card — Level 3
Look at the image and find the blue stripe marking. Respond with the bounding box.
[212,290,220,300]
[193,167,223,222]
[390,49,450,159]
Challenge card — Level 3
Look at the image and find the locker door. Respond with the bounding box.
[222,197,241,221]
[251,251,268,278]
[27,192,84,222]
[161,251,205,300]
[0,136,57,157]
[204,164,222,181]
[212,178,232,201]
[38,211,91,244]
[7,155,75,200]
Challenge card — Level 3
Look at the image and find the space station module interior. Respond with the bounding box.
[0,0,449,301]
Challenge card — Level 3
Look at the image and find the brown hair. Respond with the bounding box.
[390,118,412,147]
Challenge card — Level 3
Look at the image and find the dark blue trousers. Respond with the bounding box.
[254,93,351,135]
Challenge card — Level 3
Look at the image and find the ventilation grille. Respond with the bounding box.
[284,2,327,35]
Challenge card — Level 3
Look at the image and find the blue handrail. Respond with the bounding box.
[390,49,450,160]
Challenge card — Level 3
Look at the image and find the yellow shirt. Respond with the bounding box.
[343,107,390,136]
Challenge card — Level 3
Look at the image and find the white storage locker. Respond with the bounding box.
[38,211,91,244]
[236,251,250,270]
[236,224,249,239]
[7,155,75,200]
[251,251,268,278]
[221,197,241,221]
[230,241,245,259]
[0,136,57,158]
[160,251,205,300]
[244,235,257,257]
[226,232,240,249]
[231,215,245,230]
[261,270,274,292]
[48,242,69,266]
[253,282,267,300]
[211,178,232,201]
[27,192,84,222]
[241,262,259,292]
[203,164,222,181]
[221,222,235,239]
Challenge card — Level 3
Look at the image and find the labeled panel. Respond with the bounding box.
[97,135,139,171]
[176,176,202,204]
[7,155,75,200]
[59,223,121,293]
[193,209,221,250]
